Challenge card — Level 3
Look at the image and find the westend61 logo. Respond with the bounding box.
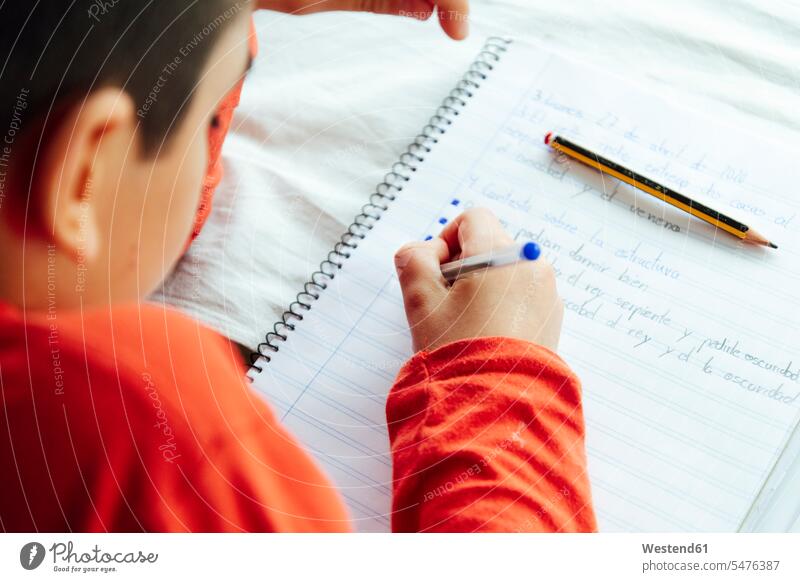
[19,541,158,574]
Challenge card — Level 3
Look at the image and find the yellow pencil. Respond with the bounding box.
[544,132,777,249]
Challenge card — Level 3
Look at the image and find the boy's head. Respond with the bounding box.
[0,1,252,309]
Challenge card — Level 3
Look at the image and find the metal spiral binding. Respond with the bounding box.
[248,37,513,375]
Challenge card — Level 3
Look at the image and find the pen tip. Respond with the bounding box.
[544,131,553,146]
[768,242,778,249]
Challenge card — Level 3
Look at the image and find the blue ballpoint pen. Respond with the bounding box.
[440,241,542,284]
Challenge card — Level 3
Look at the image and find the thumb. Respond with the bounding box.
[394,238,449,305]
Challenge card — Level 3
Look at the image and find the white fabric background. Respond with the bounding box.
[154,0,800,351]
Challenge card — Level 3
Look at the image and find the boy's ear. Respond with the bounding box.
[39,87,136,262]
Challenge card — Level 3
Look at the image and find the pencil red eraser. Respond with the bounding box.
[544,131,553,145]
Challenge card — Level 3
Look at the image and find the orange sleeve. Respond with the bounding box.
[386,337,597,532]
[115,305,351,532]
[0,303,350,532]
[92,305,351,532]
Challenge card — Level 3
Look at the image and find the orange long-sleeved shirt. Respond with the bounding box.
[0,302,595,532]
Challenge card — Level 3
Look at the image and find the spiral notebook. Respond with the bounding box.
[248,39,800,532]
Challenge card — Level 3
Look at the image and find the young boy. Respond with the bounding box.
[0,1,596,532]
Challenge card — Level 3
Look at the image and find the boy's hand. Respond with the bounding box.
[256,0,470,40]
[394,209,563,353]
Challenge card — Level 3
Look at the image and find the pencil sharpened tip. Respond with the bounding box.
[768,242,778,249]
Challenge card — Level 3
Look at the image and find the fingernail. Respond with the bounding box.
[459,18,470,39]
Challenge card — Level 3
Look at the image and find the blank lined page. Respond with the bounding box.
[250,42,800,532]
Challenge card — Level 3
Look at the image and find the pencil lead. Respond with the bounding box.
[768,242,778,249]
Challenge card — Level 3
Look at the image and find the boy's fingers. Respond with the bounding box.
[394,238,449,305]
[374,0,434,20]
[432,0,469,39]
[406,0,435,21]
[300,2,468,39]
[307,1,432,18]
[439,208,514,258]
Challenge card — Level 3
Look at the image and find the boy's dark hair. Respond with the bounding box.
[0,0,246,156]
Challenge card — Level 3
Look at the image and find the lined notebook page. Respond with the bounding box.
[250,42,800,532]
